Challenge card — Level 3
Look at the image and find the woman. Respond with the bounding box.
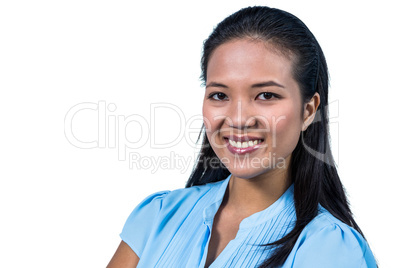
[108,6,376,267]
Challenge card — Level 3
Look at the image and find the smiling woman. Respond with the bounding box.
[107,6,376,268]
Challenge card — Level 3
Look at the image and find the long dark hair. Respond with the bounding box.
[186,6,365,267]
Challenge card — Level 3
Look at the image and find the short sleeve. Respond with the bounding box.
[120,191,170,258]
[292,224,377,268]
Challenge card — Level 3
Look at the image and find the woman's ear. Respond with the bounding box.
[302,92,320,131]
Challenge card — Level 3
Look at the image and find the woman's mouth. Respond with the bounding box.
[228,139,263,148]
[224,137,264,155]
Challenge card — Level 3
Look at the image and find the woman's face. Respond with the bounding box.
[203,39,311,179]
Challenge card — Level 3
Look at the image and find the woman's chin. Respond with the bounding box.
[227,168,271,180]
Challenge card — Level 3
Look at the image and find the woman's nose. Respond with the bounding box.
[224,100,257,129]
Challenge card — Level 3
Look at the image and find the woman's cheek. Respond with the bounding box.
[203,105,226,131]
[202,105,214,132]
[271,107,302,149]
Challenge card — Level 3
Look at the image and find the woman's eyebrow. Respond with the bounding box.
[206,81,284,89]
[251,81,285,88]
[206,82,228,88]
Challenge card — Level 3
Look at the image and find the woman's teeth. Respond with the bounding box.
[228,139,263,148]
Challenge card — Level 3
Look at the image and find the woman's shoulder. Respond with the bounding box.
[284,207,377,267]
[129,179,227,216]
[120,179,227,257]
[303,207,364,239]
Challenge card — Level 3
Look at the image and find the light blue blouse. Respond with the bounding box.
[120,175,376,267]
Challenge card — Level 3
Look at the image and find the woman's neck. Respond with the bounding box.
[224,162,292,218]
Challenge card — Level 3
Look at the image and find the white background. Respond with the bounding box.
[1,0,400,267]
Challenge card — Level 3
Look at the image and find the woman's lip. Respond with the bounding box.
[225,139,263,155]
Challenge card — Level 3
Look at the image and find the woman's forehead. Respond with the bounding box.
[206,39,297,88]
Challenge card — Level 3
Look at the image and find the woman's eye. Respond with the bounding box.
[209,92,228,101]
[256,92,276,100]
